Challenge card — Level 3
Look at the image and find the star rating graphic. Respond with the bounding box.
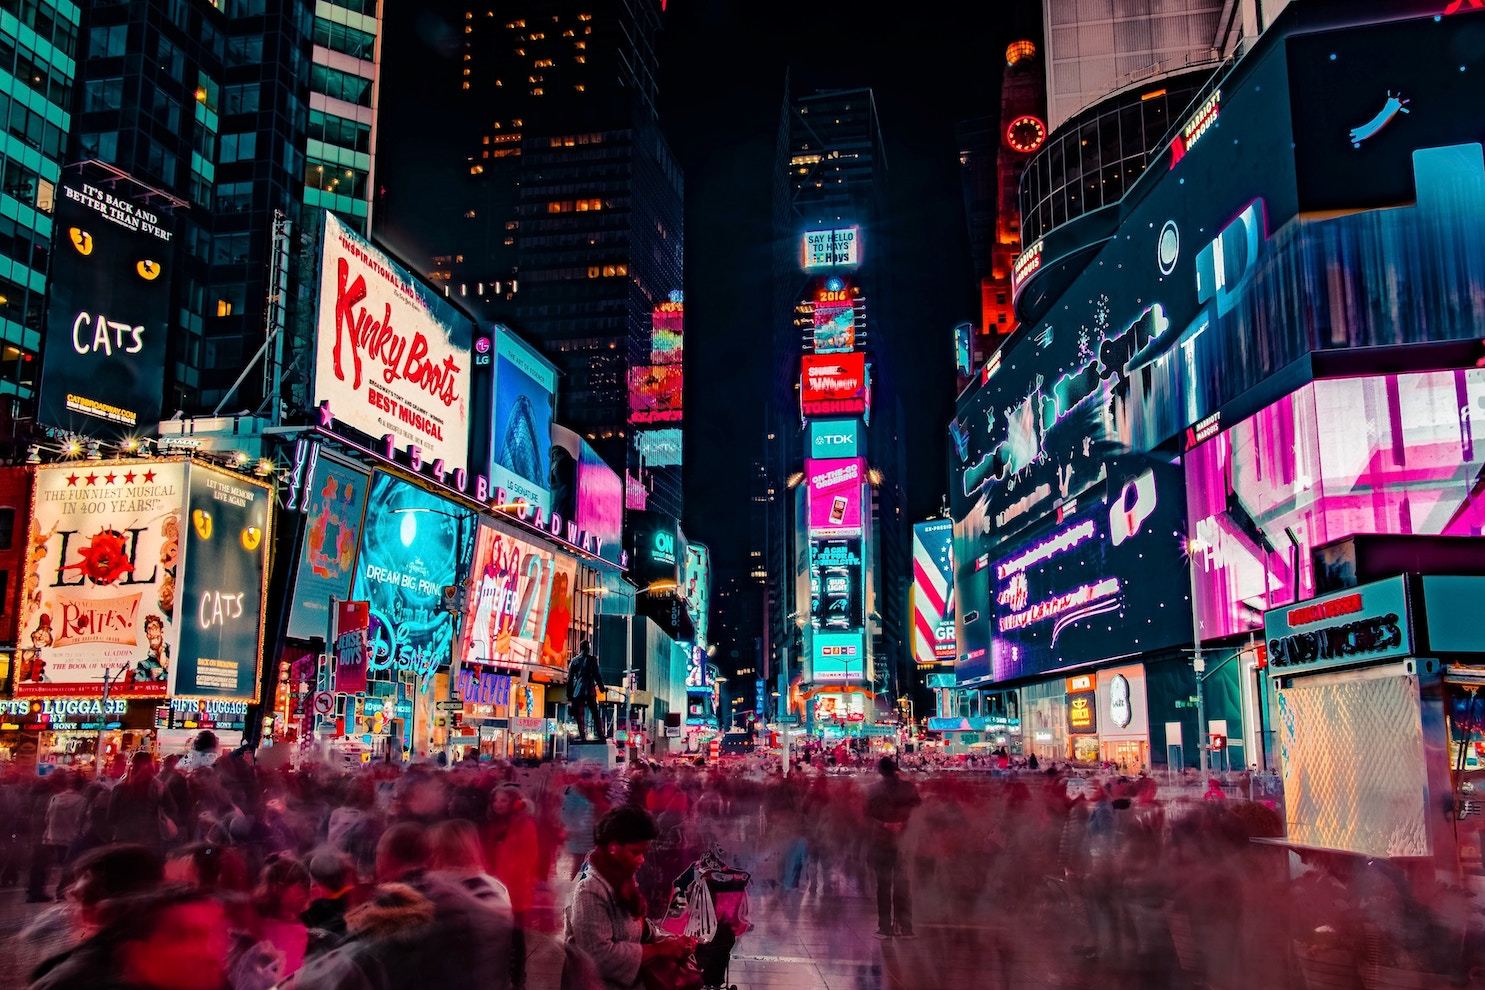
[66,474,79,487]
[123,472,136,484]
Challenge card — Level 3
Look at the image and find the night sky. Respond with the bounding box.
[378,0,1030,581]
[663,2,1026,577]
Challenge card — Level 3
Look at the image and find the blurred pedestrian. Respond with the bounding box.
[28,770,86,901]
[865,757,921,939]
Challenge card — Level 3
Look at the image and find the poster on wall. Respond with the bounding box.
[806,457,865,535]
[912,520,956,665]
[460,522,573,672]
[38,176,175,436]
[490,326,557,512]
[314,213,473,473]
[333,600,370,695]
[173,465,272,701]
[962,463,1191,685]
[351,472,472,681]
[286,455,369,641]
[16,462,187,698]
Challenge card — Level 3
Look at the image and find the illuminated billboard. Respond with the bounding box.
[812,300,855,354]
[912,520,956,665]
[962,464,1190,685]
[38,177,174,435]
[652,298,683,364]
[628,365,683,424]
[460,521,576,672]
[806,457,865,535]
[285,453,369,641]
[628,510,682,588]
[809,538,862,633]
[636,428,683,467]
[550,425,625,567]
[801,227,860,269]
[351,472,473,680]
[16,462,188,698]
[1187,369,1485,641]
[174,465,272,701]
[683,542,711,647]
[800,354,867,418]
[812,630,864,683]
[314,214,473,473]
[490,326,557,513]
[808,419,861,460]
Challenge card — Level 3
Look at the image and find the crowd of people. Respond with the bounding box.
[0,732,1480,989]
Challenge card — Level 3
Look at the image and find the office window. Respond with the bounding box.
[84,77,124,113]
[219,132,258,162]
[89,24,128,59]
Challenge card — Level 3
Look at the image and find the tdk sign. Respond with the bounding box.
[809,419,861,458]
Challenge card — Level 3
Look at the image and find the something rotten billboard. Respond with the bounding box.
[460,522,576,672]
[17,462,186,698]
[38,176,175,435]
[489,326,557,512]
[173,465,272,700]
[315,213,473,474]
[912,520,956,666]
[806,457,865,536]
[960,463,1191,686]
[801,354,867,418]
[351,472,473,680]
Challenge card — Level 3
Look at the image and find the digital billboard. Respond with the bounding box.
[628,510,682,589]
[628,365,683,424]
[490,325,557,512]
[683,542,711,647]
[801,354,867,418]
[652,298,683,364]
[314,213,473,473]
[912,520,956,665]
[550,425,625,567]
[16,462,188,698]
[1187,368,1485,641]
[801,227,859,269]
[812,300,855,354]
[38,177,175,435]
[636,428,683,467]
[285,454,369,641]
[806,457,865,535]
[812,630,864,683]
[807,419,861,460]
[460,521,575,671]
[809,538,862,633]
[962,464,1191,685]
[351,472,472,680]
[173,465,272,701]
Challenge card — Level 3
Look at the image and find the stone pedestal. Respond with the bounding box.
[567,741,615,768]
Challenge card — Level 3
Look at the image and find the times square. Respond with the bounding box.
[3,0,1485,988]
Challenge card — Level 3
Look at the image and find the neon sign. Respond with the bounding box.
[1170,89,1220,168]
[1348,91,1409,148]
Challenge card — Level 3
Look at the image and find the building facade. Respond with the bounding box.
[949,0,1485,769]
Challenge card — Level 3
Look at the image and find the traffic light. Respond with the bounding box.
[1209,733,1226,751]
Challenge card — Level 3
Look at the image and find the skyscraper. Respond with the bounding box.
[0,4,79,408]
[378,0,683,517]
[19,0,382,421]
[769,82,909,729]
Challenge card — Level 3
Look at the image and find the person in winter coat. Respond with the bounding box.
[29,886,232,990]
[564,807,693,990]
[106,754,173,849]
[485,784,540,924]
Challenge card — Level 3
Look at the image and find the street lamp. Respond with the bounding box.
[1187,535,1210,774]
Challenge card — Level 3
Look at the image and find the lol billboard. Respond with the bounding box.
[16,462,188,698]
[314,213,473,474]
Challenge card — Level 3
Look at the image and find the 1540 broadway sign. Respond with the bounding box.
[1263,576,1412,677]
